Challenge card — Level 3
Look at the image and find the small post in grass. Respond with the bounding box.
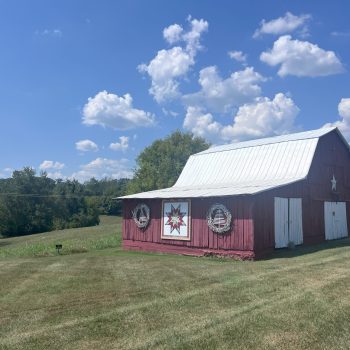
[56,244,63,255]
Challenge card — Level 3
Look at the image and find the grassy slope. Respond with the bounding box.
[0,217,350,350]
[0,216,121,258]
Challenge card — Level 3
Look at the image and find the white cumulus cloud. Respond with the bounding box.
[162,108,179,117]
[221,93,300,141]
[39,160,65,170]
[260,35,344,77]
[183,106,221,142]
[324,98,350,141]
[253,12,311,38]
[82,91,155,129]
[71,158,133,182]
[183,66,265,113]
[163,23,183,44]
[228,50,247,64]
[138,47,194,103]
[139,17,208,103]
[182,17,209,56]
[183,93,299,143]
[46,172,65,180]
[109,136,129,152]
[76,139,99,152]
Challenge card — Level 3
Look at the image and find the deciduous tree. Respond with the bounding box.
[127,131,210,194]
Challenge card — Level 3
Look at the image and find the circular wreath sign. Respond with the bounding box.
[207,203,232,233]
[132,203,150,229]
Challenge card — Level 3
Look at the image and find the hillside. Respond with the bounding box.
[1,217,350,349]
[0,215,121,258]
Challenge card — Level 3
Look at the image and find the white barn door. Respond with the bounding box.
[274,197,289,248]
[274,197,303,248]
[324,202,348,240]
[289,198,303,246]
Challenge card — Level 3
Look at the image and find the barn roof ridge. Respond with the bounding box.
[120,126,347,199]
[194,126,337,157]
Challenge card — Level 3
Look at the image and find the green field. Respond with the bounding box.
[1,216,350,350]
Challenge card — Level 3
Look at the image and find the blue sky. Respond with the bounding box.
[1,0,350,181]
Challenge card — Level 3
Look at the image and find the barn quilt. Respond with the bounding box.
[161,200,191,240]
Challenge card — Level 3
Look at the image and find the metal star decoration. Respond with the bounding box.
[331,174,337,191]
[165,204,186,233]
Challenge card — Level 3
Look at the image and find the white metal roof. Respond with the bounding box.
[120,127,342,199]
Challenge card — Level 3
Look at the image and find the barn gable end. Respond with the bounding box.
[252,129,350,255]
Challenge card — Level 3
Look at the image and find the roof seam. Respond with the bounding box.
[194,127,336,156]
[194,137,319,156]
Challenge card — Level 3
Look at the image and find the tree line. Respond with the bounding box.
[0,131,209,237]
[0,168,129,237]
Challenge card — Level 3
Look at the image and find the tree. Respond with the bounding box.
[83,177,130,215]
[0,167,56,236]
[52,179,100,230]
[0,168,100,237]
[127,131,210,194]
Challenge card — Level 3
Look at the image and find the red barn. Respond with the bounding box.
[120,127,350,259]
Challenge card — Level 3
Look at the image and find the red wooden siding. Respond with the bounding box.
[253,130,350,255]
[123,197,254,254]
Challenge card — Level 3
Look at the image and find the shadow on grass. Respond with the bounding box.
[0,240,11,247]
[263,237,350,260]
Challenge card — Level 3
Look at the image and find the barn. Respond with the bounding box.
[120,127,350,259]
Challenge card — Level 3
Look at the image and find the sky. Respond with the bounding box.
[1,0,350,181]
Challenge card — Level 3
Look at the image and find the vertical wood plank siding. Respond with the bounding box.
[253,131,350,255]
[123,197,254,252]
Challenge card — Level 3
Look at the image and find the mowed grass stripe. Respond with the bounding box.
[1,253,350,350]
[1,217,350,349]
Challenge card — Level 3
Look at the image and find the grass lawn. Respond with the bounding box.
[1,216,350,349]
[0,216,121,258]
